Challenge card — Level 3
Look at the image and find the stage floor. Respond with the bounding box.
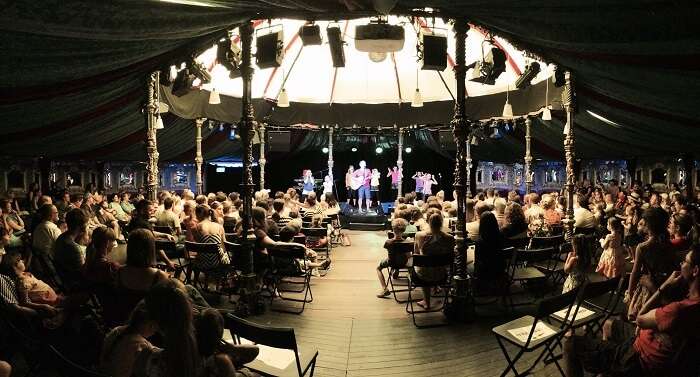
[238,230,565,377]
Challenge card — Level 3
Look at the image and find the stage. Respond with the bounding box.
[339,202,391,231]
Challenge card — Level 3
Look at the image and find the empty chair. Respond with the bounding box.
[503,247,551,310]
[492,286,581,377]
[225,313,318,377]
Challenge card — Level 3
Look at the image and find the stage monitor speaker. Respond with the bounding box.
[419,33,447,71]
[438,130,457,149]
[268,131,291,152]
[256,30,284,69]
[327,26,345,67]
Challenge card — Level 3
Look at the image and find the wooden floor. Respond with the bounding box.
[236,230,566,377]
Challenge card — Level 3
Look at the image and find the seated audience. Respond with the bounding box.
[474,212,506,292]
[193,204,230,271]
[376,218,411,298]
[83,226,120,284]
[413,212,455,310]
[155,196,181,236]
[195,308,259,376]
[565,247,700,377]
[573,194,598,232]
[32,203,61,257]
[100,301,157,377]
[501,203,528,239]
[53,208,89,289]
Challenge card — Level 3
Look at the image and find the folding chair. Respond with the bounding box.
[326,213,344,246]
[492,286,581,377]
[155,239,188,281]
[184,241,233,293]
[300,227,331,260]
[506,232,530,249]
[549,277,620,337]
[529,235,564,250]
[225,314,318,377]
[405,252,454,328]
[153,225,174,235]
[503,247,550,310]
[267,244,313,314]
[384,241,415,303]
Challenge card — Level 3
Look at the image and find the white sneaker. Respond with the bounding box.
[311,268,321,277]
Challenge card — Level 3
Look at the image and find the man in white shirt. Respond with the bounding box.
[493,198,507,229]
[573,194,598,230]
[32,204,61,257]
[524,193,545,223]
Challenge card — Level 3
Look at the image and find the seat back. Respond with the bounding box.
[153,225,174,235]
[223,224,237,234]
[580,276,620,302]
[224,233,240,243]
[519,247,555,264]
[185,241,220,255]
[412,252,453,268]
[386,241,414,267]
[225,313,297,350]
[268,244,307,260]
[300,227,326,238]
[536,286,580,320]
[225,241,251,272]
[154,239,178,255]
[506,232,530,248]
[293,235,307,244]
[529,234,564,249]
[48,344,112,377]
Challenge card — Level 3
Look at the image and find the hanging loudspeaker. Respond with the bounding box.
[327,27,345,67]
[419,32,447,71]
[256,30,284,69]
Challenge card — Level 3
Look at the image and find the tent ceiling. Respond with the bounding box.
[0,1,698,162]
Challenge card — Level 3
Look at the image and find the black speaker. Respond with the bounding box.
[299,25,322,45]
[256,30,284,69]
[268,131,291,152]
[327,27,345,68]
[420,33,447,71]
[438,130,456,149]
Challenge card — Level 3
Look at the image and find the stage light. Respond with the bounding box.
[369,51,387,63]
[490,126,502,139]
[327,26,345,67]
[219,123,224,132]
[172,68,195,97]
[299,24,322,46]
[229,128,237,140]
[469,45,506,85]
[216,37,241,78]
[515,62,541,89]
[351,147,358,152]
[277,88,290,107]
[322,147,329,153]
[155,115,164,130]
[375,147,383,154]
[405,147,412,153]
[208,89,221,105]
[190,60,211,84]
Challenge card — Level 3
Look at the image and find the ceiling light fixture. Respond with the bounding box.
[502,85,513,118]
[542,78,552,120]
[208,89,221,105]
[277,88,290,107]
[411,68,423,107]
[155,115,164,130]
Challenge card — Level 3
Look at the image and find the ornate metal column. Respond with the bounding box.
[447,19,473,322]
[466,138,472,198]
[195,118,205,195]
[258,123,266,190]
[524,117,533,194]
[397,129,404,198]
[237,21,260,315]
[327,127,334,181]
[144,71,160,202]
[562,71,577,240]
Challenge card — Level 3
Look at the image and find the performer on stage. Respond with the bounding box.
[387,166,401,197]
[412,171,425,200]
[422,173,438,197]
[322,175,333,195]
[371,168,381,207]
[352,161,372,212]
[302,169,315,200]
[345,165,356,207]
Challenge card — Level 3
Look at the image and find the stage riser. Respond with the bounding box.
[346,223,387,231]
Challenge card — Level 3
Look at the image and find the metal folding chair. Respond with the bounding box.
[267,244,313,314]
[405,252,454,328]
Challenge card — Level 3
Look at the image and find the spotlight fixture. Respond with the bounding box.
[327,26,346,67]
[219,123,225,132]
[322,147,329,153]
[368,52,387,63]
[490,125,502,139]
[405,147,412,153]
[469,43,506,85]
[229,127,237,140]
[375,147,383,154]
[208,89,221,105]
[515,62,541,89]
[190,60,211,84]
[171,68,195,97]
[552,65,565,87]
[155,115,164,130]
[277,88,290,107]
[216,37,242,78]
[351,147,358,152]
[299,24,322,46]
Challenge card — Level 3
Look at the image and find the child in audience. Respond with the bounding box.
[195,308,259,377]
[5,251,59,305]
[596,217,626,278]
[563,235,590,293]
[376,218,411,298]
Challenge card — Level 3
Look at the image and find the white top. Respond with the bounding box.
[371,172,380,187]
[32,221,62,256]
[323,181,333,193]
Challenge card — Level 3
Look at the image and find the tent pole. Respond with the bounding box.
[237,20,261,316]
[524,117,533,194]
[195,118,205,195]
[259,123,266,190]
[145,71,160,202]
[562,70,577,241]
[447,18,474,322]
[328,127,334,182]
[397,128,404,199]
